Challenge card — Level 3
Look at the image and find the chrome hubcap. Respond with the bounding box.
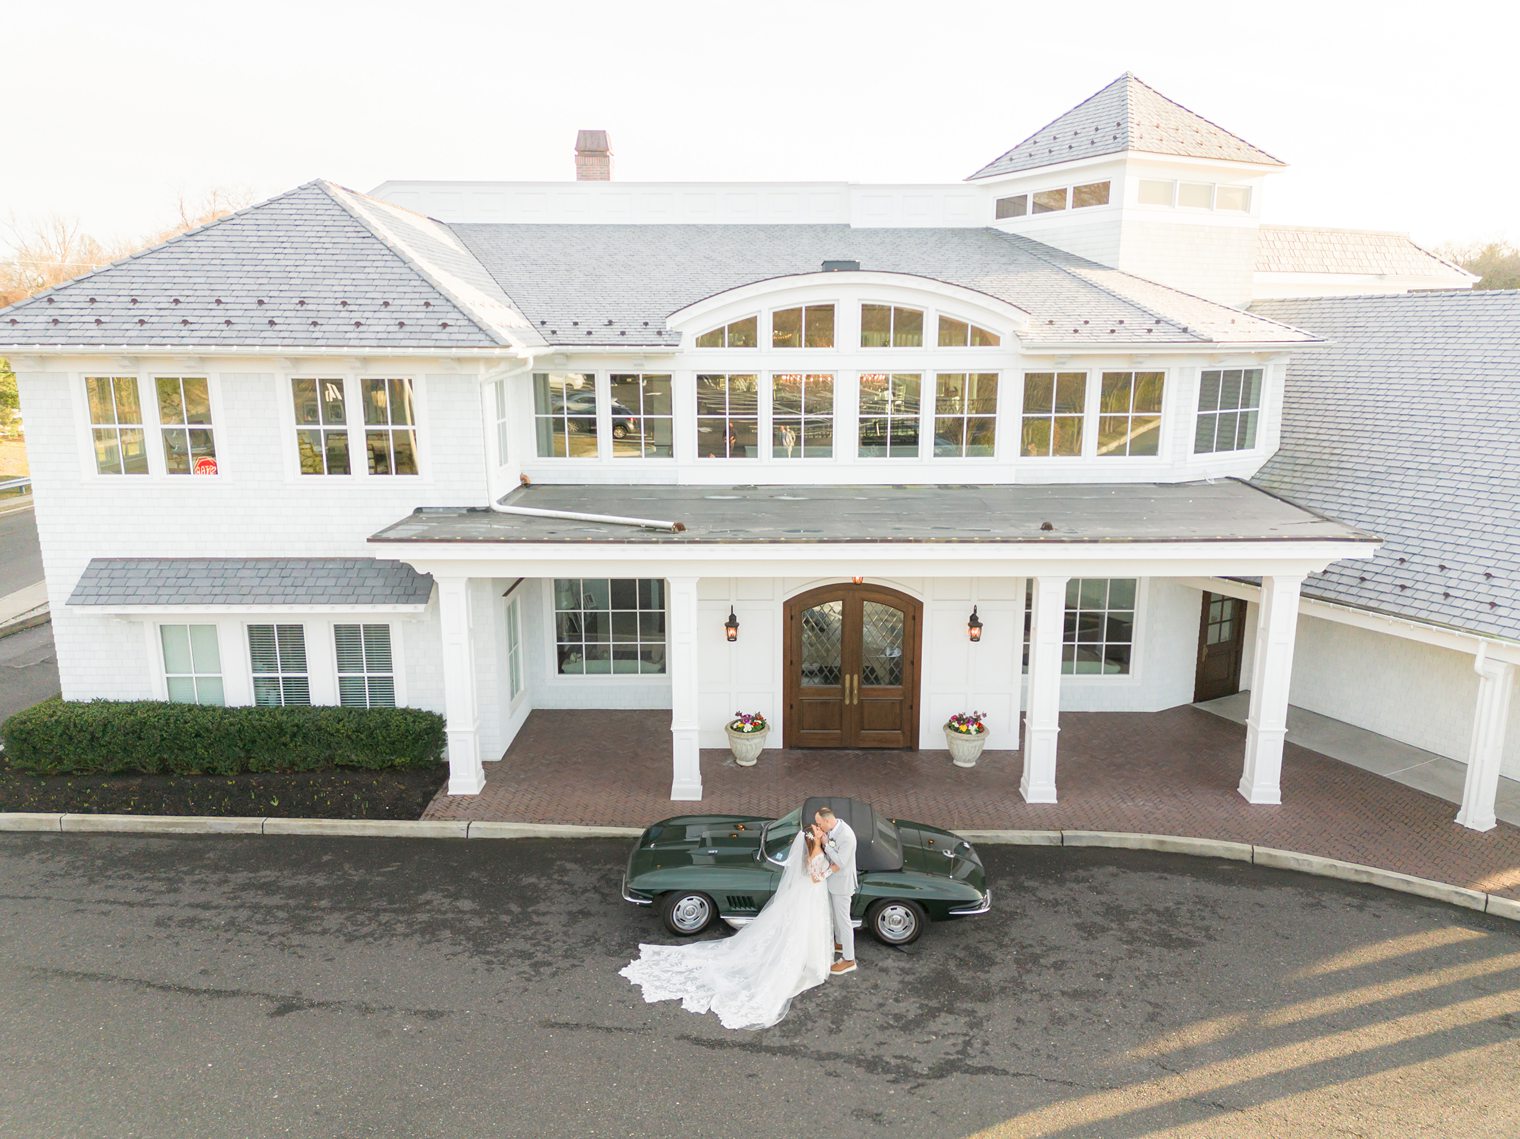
[671,896,711,931]
[877,904,917,941]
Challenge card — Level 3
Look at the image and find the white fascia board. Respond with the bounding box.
[972,152,1280,187]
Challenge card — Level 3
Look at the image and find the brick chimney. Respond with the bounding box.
[575,130,612,181]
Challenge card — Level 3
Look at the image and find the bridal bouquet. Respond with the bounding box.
[945,711,987,735]
[728,711,768,734]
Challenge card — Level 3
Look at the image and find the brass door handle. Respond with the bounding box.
[845,674,858,705]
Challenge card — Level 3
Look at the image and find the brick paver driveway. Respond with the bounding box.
[425,706,1520,900]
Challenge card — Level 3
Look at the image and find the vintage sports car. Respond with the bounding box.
[620,796,990,946]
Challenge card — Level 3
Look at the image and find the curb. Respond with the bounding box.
[0,606,49,639]
[1,813,1514,923]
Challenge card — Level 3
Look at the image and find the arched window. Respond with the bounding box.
[860,304,924,348]
[937,315,1001,347]
[695,315,758,348]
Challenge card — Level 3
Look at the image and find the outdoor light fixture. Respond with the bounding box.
[851,575,864,585]
[724,608,740,642]
[967,606,984,643]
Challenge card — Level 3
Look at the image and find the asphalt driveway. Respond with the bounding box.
[0,835,1516,1137]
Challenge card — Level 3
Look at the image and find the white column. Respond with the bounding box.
[1239,574,1304,805]
[1455,654,1515,832]
[1021,575,1067,804]
[438,575,484,795]
[667,575,703,801]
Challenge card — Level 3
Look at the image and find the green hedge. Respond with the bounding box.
[0,699,446,776]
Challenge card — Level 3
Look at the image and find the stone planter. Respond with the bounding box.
[945,727,987,768]
[726,726,769,766]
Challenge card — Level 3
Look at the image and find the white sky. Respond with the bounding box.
[5,0,1517,256]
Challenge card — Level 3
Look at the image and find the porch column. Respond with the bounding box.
[1021,575,1067,804]
[1455,654,1515,832]
[667,575,703,801]
[438,575,484,795]
[1238,573,1304,805]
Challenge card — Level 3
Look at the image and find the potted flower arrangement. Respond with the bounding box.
[726,711,769,766]
[944,711,988,767]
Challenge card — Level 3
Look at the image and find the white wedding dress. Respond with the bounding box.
[621,832,833,1030]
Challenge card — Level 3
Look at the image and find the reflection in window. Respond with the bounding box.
[771,304,834,348]
[934,373,998,457]
[1072,181,1111,209]
[292,378,350,475]
[1214,185,1252,212]
[1021,372,1086,457]
[696,373,760,458]
[937,315,1001,347]
[860,304,924,348]
[160,624,223,705]
[695,315,759,348]
[1097,372,1165,457]
[1063,578,1135,674]
[995,195,1028,219]
[1033,188,1068,213]
[85,376,149,475]
[248,623,310,706]
[533,372,597,458]
[609,374,673,459]
[156,377,216,475]
[1195,368,1262,454]
[858,373,921,458]
[362,377,418,475]
[771,373,834,458]
[554,578,666,675]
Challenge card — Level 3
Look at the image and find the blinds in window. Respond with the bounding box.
[334,623,395,708]
[248,624,310,706]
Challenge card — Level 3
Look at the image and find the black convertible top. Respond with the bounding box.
[800,797,903,873]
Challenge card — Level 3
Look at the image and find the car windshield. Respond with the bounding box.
[761,808,802,863]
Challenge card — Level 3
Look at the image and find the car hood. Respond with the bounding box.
[894,819,986,888]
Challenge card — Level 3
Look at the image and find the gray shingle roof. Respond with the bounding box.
[67,557,434,608]
[1250,292,1520,642]
[969,73,1284,181]
[1256,225,1475,282]
[0,181,527,351]
[449,223,1315,348]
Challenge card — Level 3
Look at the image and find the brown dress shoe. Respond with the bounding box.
[830,959,857,975]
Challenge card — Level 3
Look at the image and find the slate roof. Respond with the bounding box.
[969,73,1284,181]
[67,557,434,608]
[450,223,1316,348]
[1257,226,1475,283]
[0,181,531,351]
[368,481,1374,546]
[1250,292,1520,642]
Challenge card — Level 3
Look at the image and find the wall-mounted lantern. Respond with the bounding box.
[967,606,984,643]
[724,608,740,642]
[851,576,864,585]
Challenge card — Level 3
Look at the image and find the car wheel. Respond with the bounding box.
[611,423,629,439]
[661,891,717,936]
[868,899,925,946]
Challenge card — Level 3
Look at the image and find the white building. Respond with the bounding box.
[4,74,1513,830]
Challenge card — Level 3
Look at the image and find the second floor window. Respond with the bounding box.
[362,378,418,475]
[771,373,834,459]
[85,376,148,475]
[155,376,217,475]
[858,372,921,458]
[609,374,674,459]
[772,304,834,349]
[1097,371,1165,457]
[860,304,924,348]
[937,316,1001,347]
[1195,368,1263,454]
[696,373,760,459]
[533,372,597,458]
[695,315,758,348]
[1021,372,1086,457]
[934,373,998,457]
[293,378,350,475]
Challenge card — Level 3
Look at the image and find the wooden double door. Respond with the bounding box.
[784,583,922,749]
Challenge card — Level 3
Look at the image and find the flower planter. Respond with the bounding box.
[726,726,769,766]
[944,727,987,768]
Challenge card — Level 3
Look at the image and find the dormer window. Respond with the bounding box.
[995,195,1028,219]
[998,180,1110,220]
[1071,181,1110,209]
[1032,188,1068,214]
[937,315,1001,348]
[860,304,924,348]
[772,304,834,348]
[695,315,758,348]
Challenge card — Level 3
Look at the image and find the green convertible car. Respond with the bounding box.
[620,796,990,946]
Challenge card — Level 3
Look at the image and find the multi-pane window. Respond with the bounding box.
[506,597,524,699]
[85,376,148,475]
[1033,187,1068,214]
[860,304,924,348]
[1021,372,1087,457]
[1178,182,1214,209]
[155,377,217,475]
[695,315,759,348]
[1195,368,1263,454]
[695,373,760,458]
[553,578,666,676]
[1071,181,1111,209]
[160,624,224,705]
[493,379,510,466]
[292,378,350,475]
[1139,180,1175,206]
[995,195,1028,219]
[937,316,1001,347]
[934,373,998,457]
[361,377,418,475]
[334,623,395,708]
[771,304,834,348]
[248,624,310,706]
[1097,371,1165,457]
[1062,578,1136,675]
[533,372,597,458]
[1203,594,1237,646]
[1214,185,1252,212]
[771,373,834,458]
[609,374,673,459]
[858,373,921,458]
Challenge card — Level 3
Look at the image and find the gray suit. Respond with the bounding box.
[822,819,859,961]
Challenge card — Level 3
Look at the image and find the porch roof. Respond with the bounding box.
[67,557,434,609]
[368,480,1375,546]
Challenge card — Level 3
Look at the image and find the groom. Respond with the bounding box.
[813,806,858,975]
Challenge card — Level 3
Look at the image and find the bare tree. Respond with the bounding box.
[1439,240,1520,291]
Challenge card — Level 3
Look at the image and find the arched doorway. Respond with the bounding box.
[783,583,922,748]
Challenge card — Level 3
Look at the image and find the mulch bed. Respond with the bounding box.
[0,758,447,819]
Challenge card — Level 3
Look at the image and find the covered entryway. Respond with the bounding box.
[1194,591,1247,702]
[784,583,922,749]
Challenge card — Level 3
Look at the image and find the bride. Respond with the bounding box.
[621,824,833,1030]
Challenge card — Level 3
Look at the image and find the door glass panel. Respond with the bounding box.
[860,601,904,687]
[800,601,842,687]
